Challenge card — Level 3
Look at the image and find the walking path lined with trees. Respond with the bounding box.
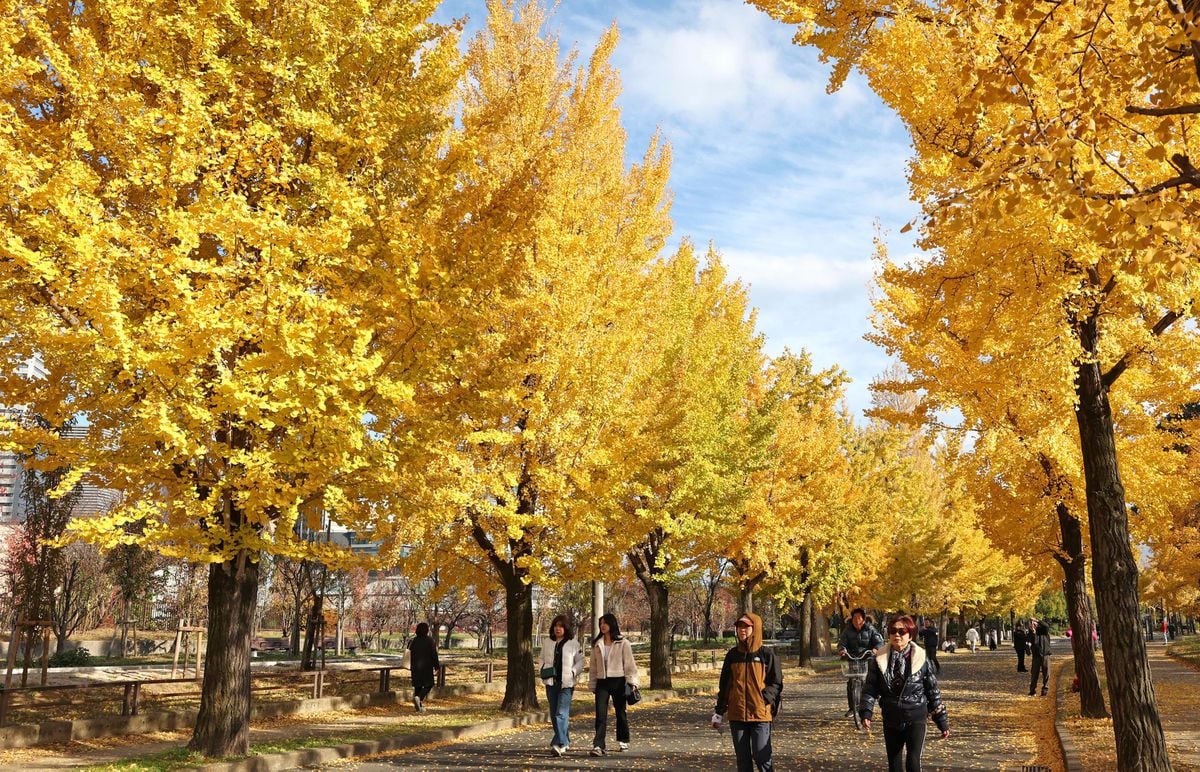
[286,646,1051,771]
[2,0,1199,768]
[6,636,1200,769]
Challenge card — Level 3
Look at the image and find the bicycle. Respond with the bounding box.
[840,649,873,730]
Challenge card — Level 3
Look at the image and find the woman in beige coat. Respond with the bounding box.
[588,613,639,756]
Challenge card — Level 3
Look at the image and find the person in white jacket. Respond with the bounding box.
[966,626,980,653]
[588,613,639,756]
[538,614,584,757]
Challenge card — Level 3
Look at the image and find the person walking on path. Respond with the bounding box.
[919,620,940,675]
[838,608,884,717]
[711,612,783,772]
[965,626,980,653]
[1028,620,1051,696]
[589,613,639,756]
[1013,623,1029,672]
[539,614,584,757]
[860,614,950,772]
[1162,617,1170,644]
[407,622,440,712]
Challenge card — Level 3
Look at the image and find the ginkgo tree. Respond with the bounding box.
[722,350,859,665]
[617,242,767,689]
[749,0,1200,765]
[388,0,673,711]
[0,0,460,756]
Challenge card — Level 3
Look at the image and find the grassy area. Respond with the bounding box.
[1167,634,1200,669]
[75,696,508,771]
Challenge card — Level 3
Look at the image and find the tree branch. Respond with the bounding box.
[1126,103,1200,116]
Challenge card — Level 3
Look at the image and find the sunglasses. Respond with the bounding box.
[889,628,910,636]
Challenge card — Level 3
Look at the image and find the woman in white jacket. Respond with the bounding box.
[538,614,584,757]
[588,613,639,756]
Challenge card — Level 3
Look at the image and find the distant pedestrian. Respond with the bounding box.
[407,622,440,712]
[1013,623,1028,672]
[539,614,584,757]
[919,620,940,675]
[1028,621,1051,696]
[860,615,950,772]
[965,626,980,653]
[712,611,783,772]
[986,630,997,650]
[589,613,639,756]
[1162,618,1169,644]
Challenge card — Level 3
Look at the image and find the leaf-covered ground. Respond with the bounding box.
[1062,638,1200,772]
[2,643,1103,770]
[311,646,1057,771]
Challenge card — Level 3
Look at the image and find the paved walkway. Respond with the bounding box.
[311,646,1054,771]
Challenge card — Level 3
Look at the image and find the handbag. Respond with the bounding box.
[540,665,557,680]
[625,683,641,705]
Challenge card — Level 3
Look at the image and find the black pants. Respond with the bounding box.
[593,677,629,749]
[1016,648,1027,671]
[924,646,940,674]
[1029,656,1049,694]
[883,720,927,772]
[730,720,773,772]
[412,681,433,700]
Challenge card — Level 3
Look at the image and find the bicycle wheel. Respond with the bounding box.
[849,678,863,730]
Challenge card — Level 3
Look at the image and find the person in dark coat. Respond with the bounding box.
[1013,623,1028,672]
[860,614,949,772]
[407,622,440,712]
[838,608,885,717]
[919,620,940,675]
[1028,620,1051,696]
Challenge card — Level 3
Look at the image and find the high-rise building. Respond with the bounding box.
[0,353,47,521]
[0,354,120,522]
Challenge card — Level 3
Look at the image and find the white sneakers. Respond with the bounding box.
[590,746,605,756]
[551,745,565,757]
[412,695,424,712]
[618,742,630,751]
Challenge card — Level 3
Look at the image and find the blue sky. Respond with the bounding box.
[433,0,921,419]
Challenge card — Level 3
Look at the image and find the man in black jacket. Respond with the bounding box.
[1028,620,1051,696]
[1013,623,1029,672]
[920,620,940,675]
[838,608,884,717]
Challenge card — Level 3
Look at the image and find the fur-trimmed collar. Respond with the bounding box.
[874,641,925,678]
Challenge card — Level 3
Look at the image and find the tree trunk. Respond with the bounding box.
[301,591,324,671]
[738,585,754,614]
[797,591,813,668]
[500,571,537,711]
[630,554,672,689]
[1056,502,1107,718]
[188,550,259,758]
[810,603,830,657]
[1074,328,1170,771]
[289,609,302,656]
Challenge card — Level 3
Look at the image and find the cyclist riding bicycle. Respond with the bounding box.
[838,608,884,720]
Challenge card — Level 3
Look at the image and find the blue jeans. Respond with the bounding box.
[546,684,573,748]
[730,720,773,772]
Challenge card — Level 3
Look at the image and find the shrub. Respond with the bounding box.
[49,648,91,668]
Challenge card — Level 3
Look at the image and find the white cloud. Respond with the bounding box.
[720,248,874,295]
[616,0,824,123]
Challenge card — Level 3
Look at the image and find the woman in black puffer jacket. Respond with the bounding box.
[860,615,950,772]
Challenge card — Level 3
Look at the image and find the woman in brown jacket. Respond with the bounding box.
[711,612,783,772]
